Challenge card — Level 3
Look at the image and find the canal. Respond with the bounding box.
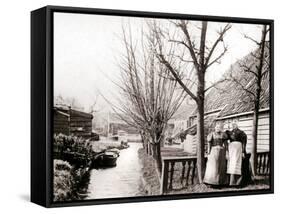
[87,143,143,199]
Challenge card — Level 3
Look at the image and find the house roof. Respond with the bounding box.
[206,45,269,118]
[177,44,270,137]
[54,105,93,119]
[191,44,270,118]
[171,102,196,121]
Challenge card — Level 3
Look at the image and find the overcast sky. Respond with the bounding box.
[54,12,265,112]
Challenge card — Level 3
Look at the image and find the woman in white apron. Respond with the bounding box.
[227,122,247,186]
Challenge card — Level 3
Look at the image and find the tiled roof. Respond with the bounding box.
[178,45,270,137]
[54,105,93,119]
[172,102,196,120]
[188,45,270,118]
[206,45,269,118]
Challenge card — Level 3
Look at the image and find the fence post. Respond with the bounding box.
[160,159,169,194]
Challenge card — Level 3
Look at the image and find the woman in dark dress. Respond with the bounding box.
[227,122,249,187]
[204,123,228,186]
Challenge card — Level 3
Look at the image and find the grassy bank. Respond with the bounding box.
[53,134,123,202]
[53,159,90,201]
[138,148,161,195]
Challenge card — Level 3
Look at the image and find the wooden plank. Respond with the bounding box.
[70,122,92,126]
[185,161,191,186]
[238,114,269,121]
[247,135,270,141]
[247,139,270,144]
[168,162,175,190]
[53,127,69,132]
[53,122,69,127]
[238,125,269,131]
[70,119,92,122]
[246,144,269,151]
[243,129,269,135]
[160,161,169,194]
[70,116,92,121]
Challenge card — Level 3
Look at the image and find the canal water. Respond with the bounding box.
[87,143,143,199]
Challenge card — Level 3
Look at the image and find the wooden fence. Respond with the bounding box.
[256,151,270,175]
[160,151,270,194]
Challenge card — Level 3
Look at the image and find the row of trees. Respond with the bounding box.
[114,20,270,182]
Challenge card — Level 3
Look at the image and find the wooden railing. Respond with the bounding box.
[257,151,270,175]
[160,151,270,194]
[160,156,199,194]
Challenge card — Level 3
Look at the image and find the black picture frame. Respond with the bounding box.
[31,5,274,208]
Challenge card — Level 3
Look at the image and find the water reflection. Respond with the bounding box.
[87,143,143,199]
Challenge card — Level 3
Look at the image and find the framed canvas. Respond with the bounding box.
[31,5,274,207]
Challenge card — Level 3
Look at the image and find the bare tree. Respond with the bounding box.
[109,25,186,171]
[149,20,231,183]
[229,25,269,176]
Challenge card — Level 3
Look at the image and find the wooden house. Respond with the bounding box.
[54,107,70,135]
[178,46,270,154]
[53,106,93,138]
[108,112,139,136]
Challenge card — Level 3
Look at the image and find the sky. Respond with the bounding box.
[53,12,265,112]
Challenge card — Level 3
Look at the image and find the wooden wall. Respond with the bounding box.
[183,111,270,154]
[69,110,92,138]
[53,111,70,135]
[220,111,270,152]
[53,108,93,138]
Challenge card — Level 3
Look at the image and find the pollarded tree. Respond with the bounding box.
[110,25,186,171]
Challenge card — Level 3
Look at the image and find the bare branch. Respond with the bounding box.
[243,33,260,46]
[206,42,228,68]
[178,20,201,71]
[204,77,228,92]
[204,23,232,68]
[157,53,198,101]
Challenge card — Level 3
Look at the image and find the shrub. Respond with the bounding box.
[53,134,92,165]
[53,159,73,201]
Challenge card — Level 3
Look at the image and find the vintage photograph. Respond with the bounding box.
[52,12,271,202]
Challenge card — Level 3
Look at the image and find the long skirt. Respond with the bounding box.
[229,153,253,187]
[204,146,227,185]
[227,141,242,186]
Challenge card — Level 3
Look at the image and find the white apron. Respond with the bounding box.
[227,141,242,175]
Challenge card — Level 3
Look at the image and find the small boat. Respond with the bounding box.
[120,141,130,149]
[173,141,181,145]
[95,151,118,167]
[106,148,120,156]
[109,135,119,141]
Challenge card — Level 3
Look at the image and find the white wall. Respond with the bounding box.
[0,0,279,213]
[219,111,270,152]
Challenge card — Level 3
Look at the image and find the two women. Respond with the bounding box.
[204,121,248,187]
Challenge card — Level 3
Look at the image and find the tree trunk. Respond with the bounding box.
[196,21,207,184]
[250,24,267,177]
[196,98,205,183]
[152,131,162,172]
[155,142,162,172]
[251,104,259,176]
[141,133,149,154]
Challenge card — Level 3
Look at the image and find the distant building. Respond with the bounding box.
[108,112,139,136]
[53,105,93,138]
[167,103,196,138]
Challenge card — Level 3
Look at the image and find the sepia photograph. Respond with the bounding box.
[52,11,272,202]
